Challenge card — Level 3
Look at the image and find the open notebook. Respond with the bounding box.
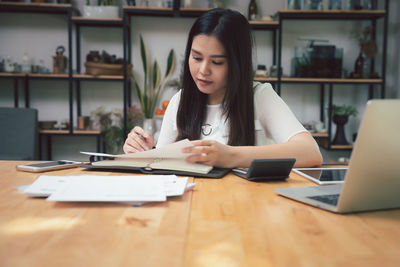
[81,139,230,178]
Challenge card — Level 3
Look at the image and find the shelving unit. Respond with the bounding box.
[0,1,74,159]
[276,1,389,150]
[0,0,390,157]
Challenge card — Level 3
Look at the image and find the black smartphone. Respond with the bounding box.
[232,158,296,181]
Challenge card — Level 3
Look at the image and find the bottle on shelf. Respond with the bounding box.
[354,51,364,78]
[248,0,258,21]
[22,49,30,73]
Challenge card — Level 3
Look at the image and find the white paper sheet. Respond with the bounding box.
[81,139,195,159]
[23,175,73,197]
[46,175,166,202]
[22,175,189,203]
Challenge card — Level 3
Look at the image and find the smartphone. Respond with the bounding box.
[16,160,82,173]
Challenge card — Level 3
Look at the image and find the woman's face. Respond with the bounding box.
[189,34,228,105]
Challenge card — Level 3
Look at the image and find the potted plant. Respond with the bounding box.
[83,0,119,18]
[331,104,358,145]
[90,106,144,154]
[132,35,175,134]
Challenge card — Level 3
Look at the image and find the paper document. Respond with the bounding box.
[81,139,195,159]
[22,175,189,203]
[47,176,166,202]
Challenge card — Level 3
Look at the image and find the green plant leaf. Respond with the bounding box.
[139,35,148,96]
[134,80,144,110]
[152,60,161,91]
[165,49,175,77]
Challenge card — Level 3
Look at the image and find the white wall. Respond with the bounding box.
[0,0,399,162]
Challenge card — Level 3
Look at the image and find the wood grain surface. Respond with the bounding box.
[1,161,399,267]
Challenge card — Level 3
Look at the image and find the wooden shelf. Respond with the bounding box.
[178,7,211,17]
[0,1,72,14]
[0,72,26,78]
[123,6,174,17]
[280,77,383,84]
[28,73,69,79]
[312,132,329,138]
[71,16,123,27]
[278,10,386,20]
[39,129,101,135]
[73,129,102,135]
[0,73,126,80]
[39,129,69,135]
[330,144,353,150]
[254,77,279,83]
[249,20,279,30]
[73,74,124,80]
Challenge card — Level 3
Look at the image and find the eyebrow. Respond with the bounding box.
[191,48,226,58]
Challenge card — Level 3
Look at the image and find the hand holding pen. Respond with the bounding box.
[123,126,155,153]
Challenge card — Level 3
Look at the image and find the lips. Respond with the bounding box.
[197,78,212,86]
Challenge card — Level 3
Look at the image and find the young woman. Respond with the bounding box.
[123,8,323,168]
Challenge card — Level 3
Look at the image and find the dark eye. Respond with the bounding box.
[213,61,225,65]
[192,56,201,61]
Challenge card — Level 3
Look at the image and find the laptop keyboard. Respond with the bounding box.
[308,194,340,206]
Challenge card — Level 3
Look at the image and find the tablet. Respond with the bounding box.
[293,167,348,185]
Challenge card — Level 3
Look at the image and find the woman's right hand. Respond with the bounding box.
[123,126,155,153]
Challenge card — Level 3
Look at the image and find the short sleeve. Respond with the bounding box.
[156,90,181,148]
[254,82,307,144]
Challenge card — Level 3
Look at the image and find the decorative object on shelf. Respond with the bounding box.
[0,58,4,73]
[304,0,323,10]
[294,38,343,78]
[183,0,191,7]
[133,35,175,119]
[331,104,358,145]
[4,57,15,73]
[208,0,223,8]
[255,65,268,78]
[83,0,119,18]
[126,0,136,6]
[269,65,281,77]
[53,45,67,74]
[78,116,90,130]
[287,0,301,10]
[22,49,31,73]
[343,0,352,10]
[54,119,70,130]
[350,26,378,78]
[248,0,258,20]
[86,50,101,63]
[329,0,342,10]
[314,121,326,133]
[85,50,132,76]
[38,120,57,130]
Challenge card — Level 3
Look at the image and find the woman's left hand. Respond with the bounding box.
[182,140,235,168]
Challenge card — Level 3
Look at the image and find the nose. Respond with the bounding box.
[199,61,211,76]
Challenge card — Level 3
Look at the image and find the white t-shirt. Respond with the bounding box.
[156,82,307,147]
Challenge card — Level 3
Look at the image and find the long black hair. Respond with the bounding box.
[176,8,255,146]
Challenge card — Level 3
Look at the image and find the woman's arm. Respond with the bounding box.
[183,131,323,168]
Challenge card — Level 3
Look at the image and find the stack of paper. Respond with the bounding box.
[20,175,193,205]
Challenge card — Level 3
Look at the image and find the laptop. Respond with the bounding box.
[275,99,400,213]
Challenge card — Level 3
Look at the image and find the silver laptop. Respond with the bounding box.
[275,99,400,213]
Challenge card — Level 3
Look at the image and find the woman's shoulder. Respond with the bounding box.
[253,81,277,98]
[168,89,182,106]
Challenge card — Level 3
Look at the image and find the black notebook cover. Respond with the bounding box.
[81,157,230,179]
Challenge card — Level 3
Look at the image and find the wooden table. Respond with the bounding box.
[1,161,399,267]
